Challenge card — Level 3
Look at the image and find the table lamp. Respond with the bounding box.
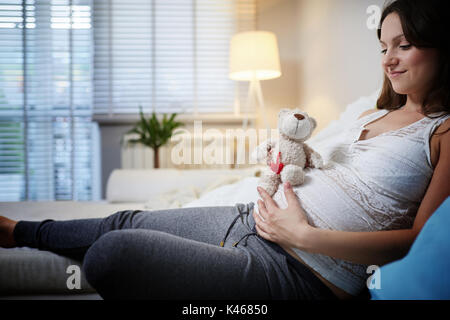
[229,31,281,130]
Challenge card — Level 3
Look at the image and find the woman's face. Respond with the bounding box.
[379,13,440,99]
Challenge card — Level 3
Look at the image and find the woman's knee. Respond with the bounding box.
[82,230,133,297]
[82,229,161,298]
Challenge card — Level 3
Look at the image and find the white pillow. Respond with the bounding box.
[106,167,262,203]
[308,89,380,148]
[183,177,260,208]
[144,173,260,210]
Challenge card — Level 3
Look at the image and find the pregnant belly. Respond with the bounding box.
[272,167,381,232]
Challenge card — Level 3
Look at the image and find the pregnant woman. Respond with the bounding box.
[1,0,449,300]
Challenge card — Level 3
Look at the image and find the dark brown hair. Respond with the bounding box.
[376,0,450,117]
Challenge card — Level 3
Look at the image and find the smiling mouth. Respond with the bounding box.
[389,71,407,78]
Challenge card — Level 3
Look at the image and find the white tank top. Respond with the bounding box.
[270,109,450,295]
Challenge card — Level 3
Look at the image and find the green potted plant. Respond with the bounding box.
[125,107,184,168]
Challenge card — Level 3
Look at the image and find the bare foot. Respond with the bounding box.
[0,216,18,248]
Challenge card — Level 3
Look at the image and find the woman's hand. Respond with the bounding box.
[253,182,312,248]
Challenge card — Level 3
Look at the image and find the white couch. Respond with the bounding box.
[0,91,379,299]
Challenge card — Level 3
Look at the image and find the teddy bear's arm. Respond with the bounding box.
[303,143,324,169]
[251,139,278,164]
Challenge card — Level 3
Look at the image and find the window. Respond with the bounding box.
[0,0,99,201]
[0,0,255,201]
[93,0,256,116]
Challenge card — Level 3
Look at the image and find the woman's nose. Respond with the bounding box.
[382,50,399,69]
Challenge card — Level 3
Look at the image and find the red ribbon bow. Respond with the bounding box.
[270,152,284,174]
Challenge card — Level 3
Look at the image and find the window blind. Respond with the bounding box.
[93,0,256,116]
[0,0,98,201]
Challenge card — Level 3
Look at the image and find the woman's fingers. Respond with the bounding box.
[253,211,273,240]
[257,186,279,210]
[255,224,272,241]
[254,209,270,232]
[257,199,268,220]
[283,182,301,208]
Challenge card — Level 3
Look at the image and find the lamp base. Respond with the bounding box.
[242,78,270,132]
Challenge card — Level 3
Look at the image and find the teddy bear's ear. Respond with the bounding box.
[278,108,291,117]
[309,117,317,129]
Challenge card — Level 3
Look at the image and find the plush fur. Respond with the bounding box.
[254,108,324,196]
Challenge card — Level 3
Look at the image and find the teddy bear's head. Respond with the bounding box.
[277,108,317,141]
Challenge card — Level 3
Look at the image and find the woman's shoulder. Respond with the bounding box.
[434,117,450,134]
[429,117,450,168]
[430,116,450,140]
[431,117,450,147]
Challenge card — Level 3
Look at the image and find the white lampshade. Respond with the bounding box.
[229,31,281,81]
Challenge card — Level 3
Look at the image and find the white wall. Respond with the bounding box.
[257,0,300,129]
[258,0,386,133]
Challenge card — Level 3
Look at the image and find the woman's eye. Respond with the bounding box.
[380,44,411,54]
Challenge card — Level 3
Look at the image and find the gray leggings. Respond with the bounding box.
[13,202,337,300]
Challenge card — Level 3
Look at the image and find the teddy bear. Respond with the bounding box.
[252,108,324,196]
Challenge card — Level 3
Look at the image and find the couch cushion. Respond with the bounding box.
[0,247,95,295]
[0,201,146,296]
[106,167,262,203]
[370,197,450,300]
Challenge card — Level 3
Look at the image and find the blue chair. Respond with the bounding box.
[370,197,450,300]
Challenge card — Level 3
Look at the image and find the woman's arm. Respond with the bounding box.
[296,223,417,266]
[254,123,450,266]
